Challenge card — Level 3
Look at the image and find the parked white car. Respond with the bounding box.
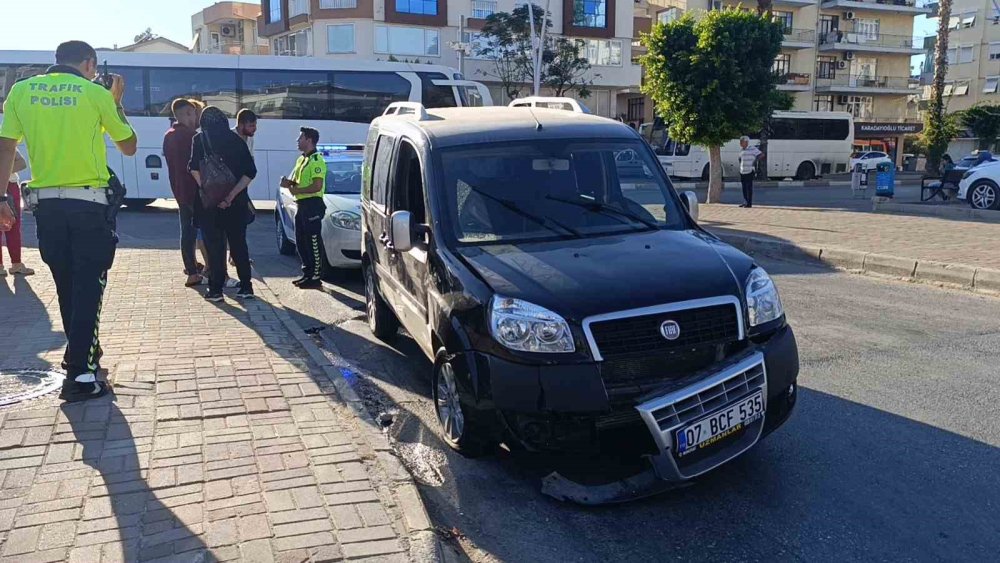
[849,151,893,172]
[957,160,1000,210]
[276,144,364,270]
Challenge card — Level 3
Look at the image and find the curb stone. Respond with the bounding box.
[873,200,1000,223]
[715,232,1000,297]
[253,280,442,563]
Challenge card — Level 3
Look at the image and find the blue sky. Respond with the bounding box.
[0,0,260,51]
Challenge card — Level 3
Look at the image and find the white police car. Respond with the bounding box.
[276,144,363,270]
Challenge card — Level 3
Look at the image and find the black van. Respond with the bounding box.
[360,102,798,484]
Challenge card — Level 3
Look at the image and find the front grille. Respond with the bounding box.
[648,362,766,432]
[588,304,740,360]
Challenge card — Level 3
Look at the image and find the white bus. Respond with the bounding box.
[0,50,491,204]
[642,111,854,180]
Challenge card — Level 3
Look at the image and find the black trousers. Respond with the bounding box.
[35,199,116,378]
[201,196,252,292]
[178,202,199,275]
[295,198,326,279]
[740,173,755,207]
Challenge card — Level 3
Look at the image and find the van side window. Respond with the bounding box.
[371,135,395,209]
[674,143,690,157]
[391,140,427,226]
[362,126,380,200]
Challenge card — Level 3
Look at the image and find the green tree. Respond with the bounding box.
[961,104,1000,151]
[641,9,786,202]
[925,0,953,173]
[542,37,596,98]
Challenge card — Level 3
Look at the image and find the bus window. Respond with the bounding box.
[241,70,330,120]
[331,72,411,123]
[108,66,146,116]
[417,72,458,108]
[0,65,46,109]
[148,68,238,117]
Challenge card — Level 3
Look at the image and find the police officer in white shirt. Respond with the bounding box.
[738,136,762,208]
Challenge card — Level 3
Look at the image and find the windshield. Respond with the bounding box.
[437,140,686,244]
[326,159,363,195]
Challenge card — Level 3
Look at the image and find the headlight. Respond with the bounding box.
[746,268,783,327]
[489,296,575,353]
[331,210,361,231]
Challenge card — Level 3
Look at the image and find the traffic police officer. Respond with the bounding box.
[0,41,137,402]
[281,127,326,290]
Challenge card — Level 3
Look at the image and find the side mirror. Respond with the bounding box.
[390,210,413,252]
[680,191,699,221]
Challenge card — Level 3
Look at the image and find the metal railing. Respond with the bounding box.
[202,41,265,55]
[782,28,816,43]
[472,0,497,19]
[821,0,931,7]
[820,30,922,50]
[320,0,358,8]
[815,74,913,90]
[778,72,812,86]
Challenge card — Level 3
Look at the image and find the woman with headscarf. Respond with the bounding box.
[188,106,257,302]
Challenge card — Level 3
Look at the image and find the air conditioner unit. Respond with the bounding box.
[837,60,849,70]
[836,95,849,105]
[843,51,855,61]
[844,11,856,20]
[220,25,236,38]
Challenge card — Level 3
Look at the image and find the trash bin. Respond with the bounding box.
[875,161,895,198]
[851,163,868,198]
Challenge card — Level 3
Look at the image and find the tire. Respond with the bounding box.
[276,212,296,256]
[124,198,156,208]
[363,260,399,341]
[432,351,495,457]
[701,164,711,181]
[968,181,1000,210]
[794,161,815,181]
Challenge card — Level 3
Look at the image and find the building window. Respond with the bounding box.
[627,97,644,122]
[396,0,438,16]
[989,42,1000,61]
[959,45,974,64]
[946,48,957,65]
[948,16,960,30]
[961,10,976,28]
[846,95,873,120]
[274,29,311,56]
[854,19,879,41]
[953,82,970,96]
[269,0,282,22]
[943,82,954,96]
[210,32,221,51]
[772,11,793,33]
[984,76,999,94]
[375,25,440,56]
[290,0,309,16]
[320,0,358,7]
[579,39,622,66]
[472,0,497,19]
[327,24,355,53]
[813,95,834,112]
[772,53,791,77]
[816,55,837,79]
[574,0,607,28]
[657,7,680,25]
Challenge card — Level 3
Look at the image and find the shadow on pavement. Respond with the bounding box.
[0,275,66,371]
[62,400,216,562]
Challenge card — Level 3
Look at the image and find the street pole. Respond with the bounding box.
[458,15,466,77]
[526,1,549,96]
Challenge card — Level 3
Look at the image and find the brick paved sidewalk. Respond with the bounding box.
[700,203,1000,270]
[0,247,415,562]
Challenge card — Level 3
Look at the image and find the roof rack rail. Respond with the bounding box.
[383,102,428,120]
[508,97,589,114]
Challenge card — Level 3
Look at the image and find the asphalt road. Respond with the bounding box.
[111,201,1000,562]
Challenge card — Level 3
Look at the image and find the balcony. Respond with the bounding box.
[203,40,266,55]
[819,0,933,15]
[773,0,816,6]
[815,74,913,94]
[782,28,815,49]
[819,30,924,55]
[472,0,497,19]
[777,72,812,91]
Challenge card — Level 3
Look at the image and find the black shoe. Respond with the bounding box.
[739,204,747,208]
[205,290,224,302]
[297,278,323,290]
[236,285,255,299]
[59,376,110,403]
[292,276,309,286]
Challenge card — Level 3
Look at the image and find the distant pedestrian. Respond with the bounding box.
[1,148,34,277]
[281,127,327,289]
[738,136,762,208]
[163,98,203,286]
[189,106,257,302]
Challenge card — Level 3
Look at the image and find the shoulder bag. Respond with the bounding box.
[198,133,237,209]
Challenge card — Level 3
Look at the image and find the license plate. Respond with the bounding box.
[675,391,765,457]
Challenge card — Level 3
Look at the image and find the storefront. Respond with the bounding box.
[854,122,924,169]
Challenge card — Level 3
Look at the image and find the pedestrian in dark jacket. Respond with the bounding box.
[189,106,257,302]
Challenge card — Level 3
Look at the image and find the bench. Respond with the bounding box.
[921,168,966,202]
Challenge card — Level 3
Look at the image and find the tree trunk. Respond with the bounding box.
[707,145,724,203]
[927,0,952,173]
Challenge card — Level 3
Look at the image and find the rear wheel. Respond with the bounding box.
[364,261,399,341]
[794,161,815,181]
[701,164,711,181]
[433,352,495,457]
[276,213,296,256]
[969,181,1000,210]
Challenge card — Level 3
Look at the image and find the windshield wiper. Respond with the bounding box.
[464,185,583,238]
[545,195,659,230]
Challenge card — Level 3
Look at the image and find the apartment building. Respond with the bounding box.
[632,0,930,162]
[255,0,642,117]
[921,0,1000,113]
[193,2,270,55]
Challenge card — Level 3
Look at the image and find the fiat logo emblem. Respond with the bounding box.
[660,320,681,341]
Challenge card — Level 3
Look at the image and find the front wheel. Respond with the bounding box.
[433,352,495,457]
[794,161,815,181]
[276,212,296,255]
[364,261,399,341]
[969,181,1000,210]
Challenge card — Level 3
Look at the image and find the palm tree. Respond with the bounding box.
[926,0,953,173]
